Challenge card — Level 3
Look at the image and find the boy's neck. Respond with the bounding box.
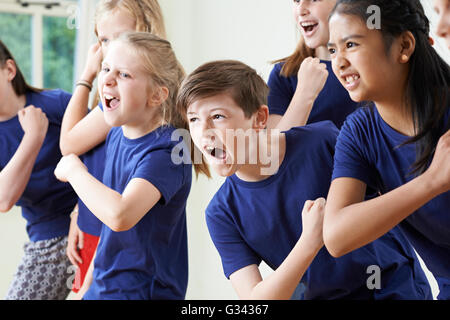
[235,130,286,182]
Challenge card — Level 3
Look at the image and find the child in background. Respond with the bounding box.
[60,0,168,293]
[0,40,77,300]
[434,0,450,49]
[267,0,359,131]
[324,0,450,299]
[177,59,431,299]
[55,32,192,300]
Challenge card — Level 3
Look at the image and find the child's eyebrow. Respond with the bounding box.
[187,107,227,115]
[328,34,365,47]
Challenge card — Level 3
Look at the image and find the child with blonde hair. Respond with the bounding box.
[60,0,172,293]
[55,32,192,300]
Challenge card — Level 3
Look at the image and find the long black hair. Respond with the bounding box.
[330,0,450,175]
[0,40,42,96]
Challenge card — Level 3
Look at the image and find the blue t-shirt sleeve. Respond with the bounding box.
[267,63,294,116]
[332,117,373,186]
[206,201,262,279]
[132,148,186,205]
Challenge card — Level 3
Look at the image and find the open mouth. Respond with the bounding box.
[104,94,121,111]
[205,145,227,162]
[300,21,319,36]
[341,73,361,90]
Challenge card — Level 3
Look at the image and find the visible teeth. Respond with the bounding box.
[301,22,317,27]
[345,75,360,83]
[105,94,119,100]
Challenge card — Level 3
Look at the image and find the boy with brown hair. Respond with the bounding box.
[176,60,432,300]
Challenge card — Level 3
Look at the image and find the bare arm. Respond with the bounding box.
[54,154,162,232]
[324,130,450,257]
[0,106,48,212]
[230,199,325,300]
[60,43,111,156]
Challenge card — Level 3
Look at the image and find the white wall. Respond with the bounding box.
[0,0,446,300]
[158,0,297,300]
[158,0,444,300]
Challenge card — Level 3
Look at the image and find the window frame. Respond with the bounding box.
[0,0,98,90]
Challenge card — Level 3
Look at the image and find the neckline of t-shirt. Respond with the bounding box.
[229,132,291,189]
[372,106,410,144]
[120,125,172,146]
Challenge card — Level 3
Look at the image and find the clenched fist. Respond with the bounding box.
[296,57,329,102]
[18,105,49,141]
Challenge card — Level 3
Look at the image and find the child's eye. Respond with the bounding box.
[101,67,110,73]
[120,72,130,78]
[346,41,358,49]
[212,114,225,120]
[328,47,336,55]
[188,117,198,123]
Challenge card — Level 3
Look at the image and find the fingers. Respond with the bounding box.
[303,197,326,212]
[302,199,315,212]
[78,229,84,250]
[67,237,83,266]
[313,197,326,209]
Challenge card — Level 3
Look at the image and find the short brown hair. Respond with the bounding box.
[177,60,269,120]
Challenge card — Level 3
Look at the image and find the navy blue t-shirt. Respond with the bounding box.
[206,122,431,299]
[267,61,360,129]
[77,103,106,236]
[77,141,106,237]
[83,125,192,300]
[0,89,77,241]
[333,106,450,299]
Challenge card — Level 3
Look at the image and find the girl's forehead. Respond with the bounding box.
[104,42,140,68]
[97,8,136,36]
[329,13,368,36]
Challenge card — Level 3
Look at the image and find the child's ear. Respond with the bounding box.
[398,31,416,64]
[253,105,269,130]
[4,59,17,82]
[148,86,169,107]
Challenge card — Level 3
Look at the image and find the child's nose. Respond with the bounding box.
[435,17,449,38]
[336,54,350,71]
[299,0,310,16]
[103,73,116,86]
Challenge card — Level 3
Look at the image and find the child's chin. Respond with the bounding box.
[104,116,122,128]
[212,163,236,177]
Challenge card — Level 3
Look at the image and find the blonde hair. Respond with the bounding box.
[95,0,166,39]
[116,32,210,178]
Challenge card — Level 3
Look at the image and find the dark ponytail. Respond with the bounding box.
[0,40,42,96]
[330,0,450,175]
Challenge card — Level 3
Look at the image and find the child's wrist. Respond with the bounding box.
[294,87,316,105]
[298,233,323,254]
[23,131,46,145]
[80,70,96,84]
[419,169,446,197]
